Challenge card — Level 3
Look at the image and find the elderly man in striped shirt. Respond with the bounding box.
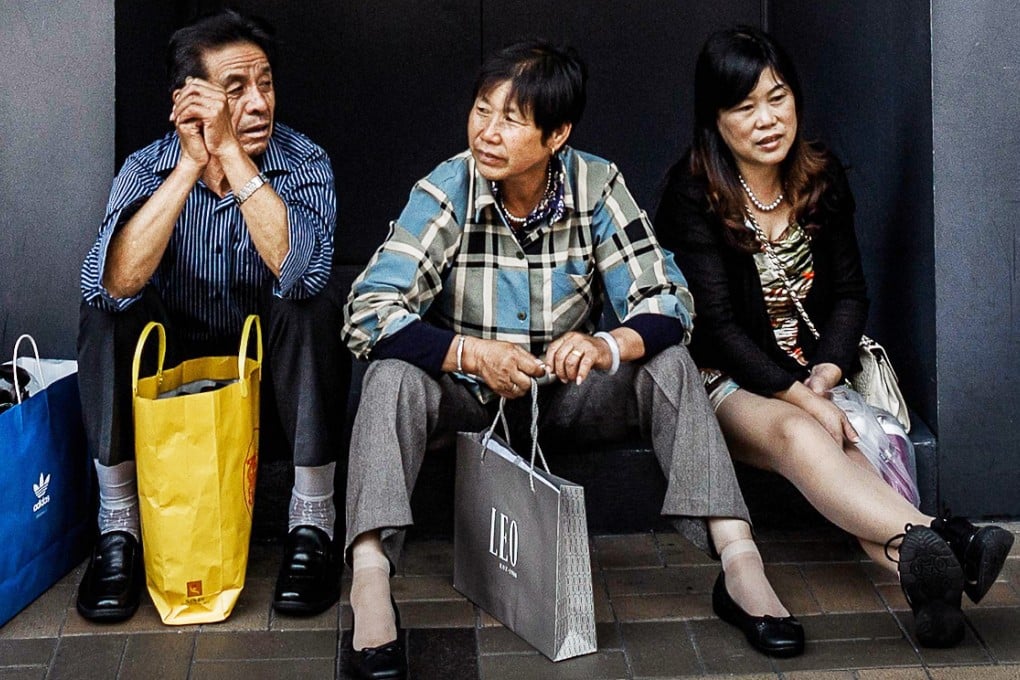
[76,9,348,623]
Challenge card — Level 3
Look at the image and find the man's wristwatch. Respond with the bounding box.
[234,172,268,205]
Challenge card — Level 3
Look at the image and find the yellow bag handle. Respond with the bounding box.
[237,315,262,398]
[130,317,261,398]
[131,321,167,397]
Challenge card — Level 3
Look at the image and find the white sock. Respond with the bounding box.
[350,536,396,651]
[720,538,789,618]
[289,463,336,539]
[95,460,140,541]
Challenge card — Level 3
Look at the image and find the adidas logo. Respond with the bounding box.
[33,473,50,499]
[32,472,51,513]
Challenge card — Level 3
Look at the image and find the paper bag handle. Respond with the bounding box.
[131,322,167,397]
[237,314,263,398]
[480,379,551,492]
[11,334,44,402]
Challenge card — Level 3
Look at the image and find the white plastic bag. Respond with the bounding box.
[829,385,919,507]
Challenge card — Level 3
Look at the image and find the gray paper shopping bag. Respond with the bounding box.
[453,386,596,661]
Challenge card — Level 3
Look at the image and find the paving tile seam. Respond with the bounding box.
[613,620,638,679]
[676,619,706,677]
[193,656,339,662]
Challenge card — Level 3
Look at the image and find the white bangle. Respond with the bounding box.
[594,331,620,375]
[456,334,466,373]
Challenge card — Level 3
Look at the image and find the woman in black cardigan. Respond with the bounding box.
[654,26,1013,650]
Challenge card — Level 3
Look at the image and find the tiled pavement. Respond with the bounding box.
[2,523,1019,679]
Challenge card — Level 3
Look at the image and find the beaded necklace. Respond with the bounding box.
[738,173,785,212]
[492,157,565,232]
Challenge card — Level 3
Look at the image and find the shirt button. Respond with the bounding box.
[516,251,525,260]
[517,311,527,321]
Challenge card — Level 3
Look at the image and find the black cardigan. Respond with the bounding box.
[653,153,869,396]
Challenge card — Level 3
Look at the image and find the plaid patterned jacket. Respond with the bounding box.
[343,147,694,364]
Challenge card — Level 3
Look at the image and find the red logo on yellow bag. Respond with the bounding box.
[243,432,258,514]
[187,580,203,597]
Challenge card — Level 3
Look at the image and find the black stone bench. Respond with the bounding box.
[251,357,936,541]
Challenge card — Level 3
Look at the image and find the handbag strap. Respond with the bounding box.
[747,211,880,357]
[131,322,167,397]
[480,379,551,492]
[745,210,822,341]
[237,315,263,399]
[11,334,44,402]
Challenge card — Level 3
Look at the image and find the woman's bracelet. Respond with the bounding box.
[456,334,467,373]
[593,331,620,375]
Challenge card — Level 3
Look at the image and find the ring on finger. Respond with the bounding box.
[570,349,583,357]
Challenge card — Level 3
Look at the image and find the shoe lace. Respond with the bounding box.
[883,522,916,563]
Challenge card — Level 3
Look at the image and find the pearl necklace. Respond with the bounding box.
[497,162,554,226]
[738,174,785,212]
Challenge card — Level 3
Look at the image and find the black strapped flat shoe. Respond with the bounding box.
[888,524,965,648]
[712,571,804,658]
[348,596,407,680]
[930,511,1014,603]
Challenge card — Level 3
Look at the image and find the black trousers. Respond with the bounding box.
[77,276,351,468]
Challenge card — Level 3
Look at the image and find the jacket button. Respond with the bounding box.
[517,311,526,321]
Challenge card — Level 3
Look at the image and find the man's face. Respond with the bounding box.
[200,41,276,156]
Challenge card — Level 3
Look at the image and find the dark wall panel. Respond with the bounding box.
[770,1,936,428]
[932,1,1020,517]
[115,2,196,166]
[315,2,481,264]
[482,0,761,213]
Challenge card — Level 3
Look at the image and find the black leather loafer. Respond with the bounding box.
[930,513,1014,603]
[894,524,965,648]
[273,525,340,616]
[712,571,804,657]
[348,597,407,680]
[76,531,143,623]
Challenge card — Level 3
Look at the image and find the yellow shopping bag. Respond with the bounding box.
[131,315,261,625]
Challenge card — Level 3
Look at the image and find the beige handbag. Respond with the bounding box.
[850,336,909,431]
[747,213,910,431]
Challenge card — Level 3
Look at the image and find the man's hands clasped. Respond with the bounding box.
[170,76,244,170]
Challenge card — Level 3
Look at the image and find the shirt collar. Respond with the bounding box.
[152,126,291,177]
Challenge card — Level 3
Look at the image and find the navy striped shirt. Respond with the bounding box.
[81,123,336,343]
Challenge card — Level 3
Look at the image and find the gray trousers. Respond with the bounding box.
[344,344,750,565]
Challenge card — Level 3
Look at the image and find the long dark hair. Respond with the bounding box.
[691,26,830,251]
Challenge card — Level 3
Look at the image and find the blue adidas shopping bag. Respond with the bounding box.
[0,336,94,627]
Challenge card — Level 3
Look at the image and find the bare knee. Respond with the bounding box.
[765,412,835,476]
